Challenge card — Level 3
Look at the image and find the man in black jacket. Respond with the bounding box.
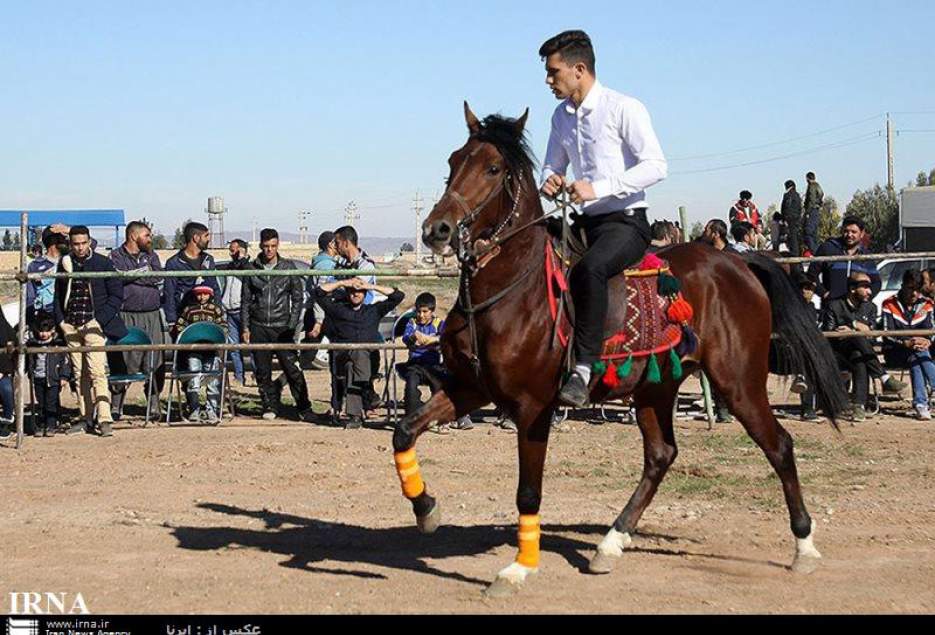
[241,228,311,420]
[315,278,403,429]
[822,272,907,422]
[54,226,128,436]
[807,215,881,303]
[781,180,803,258]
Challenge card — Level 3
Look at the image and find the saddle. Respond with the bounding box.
[545,231,697,388]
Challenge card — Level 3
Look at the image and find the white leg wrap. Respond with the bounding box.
[796,530,822,559]
[597,528,633,558]
[495,561,537,583]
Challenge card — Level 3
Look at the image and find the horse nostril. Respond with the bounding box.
[435,221,453,239]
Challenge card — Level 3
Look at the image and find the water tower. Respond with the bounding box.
[206,196,227,246]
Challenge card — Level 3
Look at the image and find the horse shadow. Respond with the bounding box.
[171,503,787,585]
[171,502,608,586]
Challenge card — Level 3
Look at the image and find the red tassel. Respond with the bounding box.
[667,296,694,323]
[639,253,664,271]
[602,360,621,388]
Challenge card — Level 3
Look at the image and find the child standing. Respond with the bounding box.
[173,286,227,423]
[27,311,73,436]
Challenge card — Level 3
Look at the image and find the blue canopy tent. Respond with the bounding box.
[0,210,126,247]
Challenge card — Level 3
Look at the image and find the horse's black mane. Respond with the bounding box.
[473,114,538,179]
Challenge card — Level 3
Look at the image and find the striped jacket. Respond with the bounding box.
[881,295,935,364]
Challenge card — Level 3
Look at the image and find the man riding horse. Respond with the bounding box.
[538,30,669,407]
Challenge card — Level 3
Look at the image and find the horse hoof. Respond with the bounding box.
[588,550,618,575]
[416,502,441,534]
[484,566,536,599]
[790,554,821,575]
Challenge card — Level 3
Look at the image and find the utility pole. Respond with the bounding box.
[343,201,359,227]
[412,190,424,265]
[886,112,895,190]
[298,210,311,244]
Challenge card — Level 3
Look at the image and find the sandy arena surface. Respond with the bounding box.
[2,373,934,614]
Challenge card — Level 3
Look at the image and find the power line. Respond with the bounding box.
[891,110,935,115]
[670,131,882,176]
[896,129,935,135]
[669,113,883,162]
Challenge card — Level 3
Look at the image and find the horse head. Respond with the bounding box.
[423,102,533,256]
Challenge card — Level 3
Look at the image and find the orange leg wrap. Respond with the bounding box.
[394,448,426,499]
[516,514,541,568]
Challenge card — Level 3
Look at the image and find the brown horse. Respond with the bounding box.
[391,104,849,597]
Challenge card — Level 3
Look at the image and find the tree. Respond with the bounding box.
[689,221,704,241]
[845,185,899,252]
[152,233,169,250]
[817,196,841,243]
[400,242,415,253]
[2,230,12,251]
[172,218,193,249]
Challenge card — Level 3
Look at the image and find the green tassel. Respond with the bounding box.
[646,353,662,384]
[592,361,607,375]
[669,348,683,381]
[617,355,633,378]
[657,273,681,296]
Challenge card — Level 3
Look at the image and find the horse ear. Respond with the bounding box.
[514,107,529,134]
[464,101,481,134]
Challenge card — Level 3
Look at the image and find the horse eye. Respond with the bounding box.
[488,165,501,175]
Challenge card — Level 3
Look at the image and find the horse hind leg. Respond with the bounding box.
[714,377,821,574]
[392,387,486,534]
[590,386,678,574]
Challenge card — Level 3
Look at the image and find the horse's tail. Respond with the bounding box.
[744,253,849,429]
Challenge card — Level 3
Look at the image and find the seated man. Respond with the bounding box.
[172,286,227,424]
[882,269,935,420]
[399,292,473,431]
[315,278,403,429]
[822,272,907,422]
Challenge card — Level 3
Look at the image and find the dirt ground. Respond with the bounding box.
[2,373,934,615]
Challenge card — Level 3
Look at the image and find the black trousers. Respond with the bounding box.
[401,363,445,416]
[785,214,802,257]
[333,350,372,417]
[833,338,884,405]
[570,210,651,364]
[251,323,311,412]
[33,379,61,431]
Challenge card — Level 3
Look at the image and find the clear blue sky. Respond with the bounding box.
[2,0,933,240]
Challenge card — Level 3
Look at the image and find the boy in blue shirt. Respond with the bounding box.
[399,293,472,430]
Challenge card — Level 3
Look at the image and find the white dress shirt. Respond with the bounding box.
[542,80,667,216]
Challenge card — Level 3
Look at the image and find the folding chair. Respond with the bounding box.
[107,327,156,425]
[166,322,233,424]
[386,310,416,424]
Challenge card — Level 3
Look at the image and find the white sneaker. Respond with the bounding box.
[914,404,932,420]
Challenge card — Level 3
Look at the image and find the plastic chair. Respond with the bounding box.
[107,327,156,425]
[166,322,232,424]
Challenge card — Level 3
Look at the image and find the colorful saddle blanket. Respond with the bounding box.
[546,247,696,386]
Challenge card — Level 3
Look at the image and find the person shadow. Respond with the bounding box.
[171,502,610,586]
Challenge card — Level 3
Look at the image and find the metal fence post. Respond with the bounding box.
[15,211,28,448]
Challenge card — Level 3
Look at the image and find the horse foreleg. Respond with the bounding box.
[485,402,552,598]
[392,387,487,534]
[590,386,678,574]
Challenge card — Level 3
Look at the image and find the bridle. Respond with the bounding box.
[441,143,576,378]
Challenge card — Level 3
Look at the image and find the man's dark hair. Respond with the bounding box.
[795,272,817,290]
[731,221,754,243]
[901,268,923,292]
[650,220,672,241]
[334,225,359,246]
[841,215,865,231]
[706,219,728,240]
[806,172,816,181]
[259,228,279,243]
[230,238,248,252]
[41,226,67,250]
[317,231,335,252]
[125,220,149,240]
[847,272,871,289]
[415,292,437,311]
[539,30,596,75]
[784,180,796,190]
[33,310,56,334]
[183,221,209,244]
[739,190,753,201]
[69,225,90,238]
[926,267,935,282]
